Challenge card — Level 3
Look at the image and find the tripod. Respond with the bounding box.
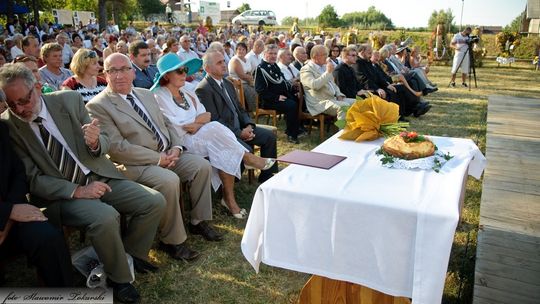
[449,42,477,90]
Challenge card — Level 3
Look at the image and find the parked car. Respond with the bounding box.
[232,10,277,26]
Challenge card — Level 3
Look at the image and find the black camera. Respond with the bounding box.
[468,35,480,44]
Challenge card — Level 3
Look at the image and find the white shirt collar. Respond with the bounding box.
[210,76,223,86]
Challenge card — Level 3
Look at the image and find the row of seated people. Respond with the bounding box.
[0,50,278,303]
[334,43,433,119]
[252,42,435,144]
[3,39,279,219]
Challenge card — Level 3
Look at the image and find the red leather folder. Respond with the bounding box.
[277,150,347,169]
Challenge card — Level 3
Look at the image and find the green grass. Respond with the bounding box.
[4,61,540,304]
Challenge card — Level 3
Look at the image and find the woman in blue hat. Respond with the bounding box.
[152,53,275,219]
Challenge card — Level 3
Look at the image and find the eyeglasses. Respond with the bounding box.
[105,66,132,75]
[174,67,188,75]
[84,51,97,59]
[8,88,35,109]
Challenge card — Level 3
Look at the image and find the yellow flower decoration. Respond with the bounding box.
[339,95,405,142]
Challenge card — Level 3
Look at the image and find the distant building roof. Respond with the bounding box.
[480,26,503,34]
[528,0,540,18]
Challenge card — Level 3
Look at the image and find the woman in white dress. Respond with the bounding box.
[228,42,257,112]
[151,54,275,219]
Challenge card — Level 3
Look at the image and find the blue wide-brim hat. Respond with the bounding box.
[150,53,202,91]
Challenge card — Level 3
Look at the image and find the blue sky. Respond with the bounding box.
[211,0,527,28]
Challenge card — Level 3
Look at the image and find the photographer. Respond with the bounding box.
[449,27,472,87]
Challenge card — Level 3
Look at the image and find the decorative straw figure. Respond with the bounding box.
[428,23,448,63]
[291,18,300,36]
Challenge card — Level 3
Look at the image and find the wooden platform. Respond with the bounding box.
[473,95,540,304]
[298,275,411,304]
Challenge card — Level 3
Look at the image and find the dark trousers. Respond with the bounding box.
[376,85,419,117]
[237,126,278,183]
[0,221,73,287]
[262,98,300,137]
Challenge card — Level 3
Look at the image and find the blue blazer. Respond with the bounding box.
[132,64,158,89]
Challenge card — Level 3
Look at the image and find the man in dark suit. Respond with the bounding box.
[196,51,278,183]
[333,46,367,99]
[129,40,158,89]
[255,44,301,144]
[0,64,166,304]
[292,46,308,71]
[0,119,72,287]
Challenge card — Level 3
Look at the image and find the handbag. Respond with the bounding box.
[71,246,135,288]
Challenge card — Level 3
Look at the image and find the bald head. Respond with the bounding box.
[104,52,131,70]
[104,53,135,95]
[293,46,307,63]
[253,40,265,54]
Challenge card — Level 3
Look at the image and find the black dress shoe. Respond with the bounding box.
[131,256,159,274]
[188,222,224,241]
[106,279,140,304]
[422,87,437,95]
[159,242,200,261]
[414,103,432,117]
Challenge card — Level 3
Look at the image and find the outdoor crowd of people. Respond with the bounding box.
[0,15,448,303]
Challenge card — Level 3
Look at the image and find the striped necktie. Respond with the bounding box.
[126,94,165,151]
[33,117,88,185]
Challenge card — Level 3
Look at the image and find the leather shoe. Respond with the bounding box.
[188,221,224,241]
[132,256,158,274]
[106,279,140,303]
[422,87,438,95]
[159,242,200,261]
[414,103,432,117]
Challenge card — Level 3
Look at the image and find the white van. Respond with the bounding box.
[232,10,277,26]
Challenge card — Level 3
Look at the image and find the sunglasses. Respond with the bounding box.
[174,66,189,75]
[85,51,97,59]
[13,55,37,63]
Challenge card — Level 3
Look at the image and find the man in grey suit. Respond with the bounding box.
[0,63,166,304]
[196,51,278,183]
[86,54,222,262]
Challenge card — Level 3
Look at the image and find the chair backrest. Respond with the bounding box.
[297,82,309,119]
[227,76,246,110]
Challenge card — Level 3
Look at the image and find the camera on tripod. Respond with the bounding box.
[467,35,480,44]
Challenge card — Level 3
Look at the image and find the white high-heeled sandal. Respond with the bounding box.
[220,199,248,219]
[245,158,276,171]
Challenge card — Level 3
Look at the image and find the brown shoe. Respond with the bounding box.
[188,221,224,242]
[159,242,200,261]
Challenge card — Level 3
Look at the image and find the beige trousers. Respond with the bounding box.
[122,153,213,245]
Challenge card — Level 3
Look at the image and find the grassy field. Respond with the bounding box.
[4,61,540,303]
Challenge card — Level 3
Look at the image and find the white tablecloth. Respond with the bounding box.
[496,56,515,64]
[241,132,486,304]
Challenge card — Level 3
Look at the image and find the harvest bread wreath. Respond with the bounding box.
[382,131,435,160]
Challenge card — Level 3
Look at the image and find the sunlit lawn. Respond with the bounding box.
[5,61,540,304]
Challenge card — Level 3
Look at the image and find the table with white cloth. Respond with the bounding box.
[241,132,486,304]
